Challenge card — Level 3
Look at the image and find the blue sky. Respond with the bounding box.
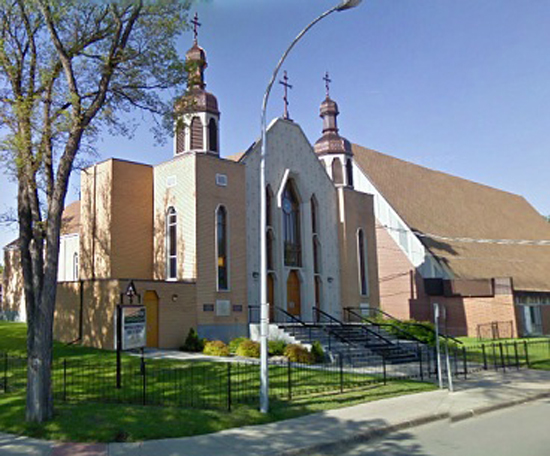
[1,0,550,253]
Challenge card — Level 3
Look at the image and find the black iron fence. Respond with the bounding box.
[2,338,550,412]
[476,321,515,340]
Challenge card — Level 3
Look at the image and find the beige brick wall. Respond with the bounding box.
[80,161,113,279]
[54,278,197,350]
[154,154,197,281]
[111,160,154,279]
[195,154,247,329]
[338,187,380,310]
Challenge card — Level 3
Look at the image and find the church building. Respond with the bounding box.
[3,20,550,346]
[1,23,380,350]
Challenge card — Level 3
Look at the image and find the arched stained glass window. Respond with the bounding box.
[282,181,301,267]
[357,229,368,296]
[167,207,177,280]
[217,206,229,290]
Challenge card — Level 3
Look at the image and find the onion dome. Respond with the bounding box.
[175,41,219,115]
[314,96,352,156]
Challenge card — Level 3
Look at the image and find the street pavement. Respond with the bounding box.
[312,397,550,456]
[1,369,550,456]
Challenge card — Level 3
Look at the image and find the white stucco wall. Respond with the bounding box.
[58,234,80,282]
[243,118,342,321]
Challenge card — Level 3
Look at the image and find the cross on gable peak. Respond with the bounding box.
[279,70,293,120]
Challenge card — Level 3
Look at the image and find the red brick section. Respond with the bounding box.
[376,224,518,337]
[52,443,107,456]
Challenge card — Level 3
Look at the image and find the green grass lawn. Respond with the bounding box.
[0,321,436,442]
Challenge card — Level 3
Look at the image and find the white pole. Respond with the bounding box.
[433,302,443,389]
[258,0,363,414]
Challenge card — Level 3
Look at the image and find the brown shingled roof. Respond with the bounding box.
[352,144,550,292]
[60,201,80,235]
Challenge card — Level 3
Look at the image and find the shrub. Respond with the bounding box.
[181,328,205,352]
[236,339,260,358]
[229,337,248,354]
[203,340,230,357]
[268,339,287,356]
[310,341,325,363]
[284,344,314,364]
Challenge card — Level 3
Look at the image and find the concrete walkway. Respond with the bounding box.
[1,369,550,456]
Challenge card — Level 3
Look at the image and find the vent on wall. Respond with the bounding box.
[216,173,228,187]
[167,176,177,187]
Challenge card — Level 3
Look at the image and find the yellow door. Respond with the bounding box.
[144,291,159,348]
[286,271,301,317]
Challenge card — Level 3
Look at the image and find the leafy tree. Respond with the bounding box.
[0,0,190,423]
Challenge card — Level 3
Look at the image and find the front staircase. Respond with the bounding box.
[272,307,424,367]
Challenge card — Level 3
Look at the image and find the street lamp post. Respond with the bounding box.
[259,0,363,414]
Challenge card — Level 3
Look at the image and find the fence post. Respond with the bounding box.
[142,358,147,406]
[418,346,424,382]
[492,343,498,371]
[499,343,505,372]
[287,358,292,401]
[227,363,232,412]
[462,346,467,379]
[339,354,344,394]
[383,356,387,386]
[482,344,487,370]
[524,340,530,368]
[3,353,7,393]
[63,359,67,401]
[514,341,519,371]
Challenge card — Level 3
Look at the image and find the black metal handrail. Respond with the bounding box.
[343,307,425,345]
[314,307,410,352]
[344,307,463,345]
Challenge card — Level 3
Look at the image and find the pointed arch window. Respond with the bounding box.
[346,159,354,187]
[217,206,229,290]
[332,158,343,185]
[73,252,79,281]
[266,186,273,227]
[357,229,368,296]
[267,229,274,271]
[208,118,218,153]
[167,207,177,280]
[282,181,301,267]
[190,116,203,150]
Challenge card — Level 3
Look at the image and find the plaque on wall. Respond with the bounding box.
[203,304,214,312]
[232,304,243,312]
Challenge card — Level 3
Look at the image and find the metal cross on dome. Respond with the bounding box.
[323,71,332,98]
[279,70,293,120]
[191,12,201,43]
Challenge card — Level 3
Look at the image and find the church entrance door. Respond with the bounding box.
[286,270,301,318]
[144,290,159,348]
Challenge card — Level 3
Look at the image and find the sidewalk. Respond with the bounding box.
[1,369,550,456]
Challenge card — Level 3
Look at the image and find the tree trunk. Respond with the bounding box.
[26,318,54,422]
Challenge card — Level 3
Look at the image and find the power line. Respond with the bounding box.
[379,224,550,246]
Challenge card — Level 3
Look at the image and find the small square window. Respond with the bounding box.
[216,174,228,187]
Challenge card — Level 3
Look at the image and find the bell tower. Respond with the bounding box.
[314,72,354,188]
[174,13,220,156]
